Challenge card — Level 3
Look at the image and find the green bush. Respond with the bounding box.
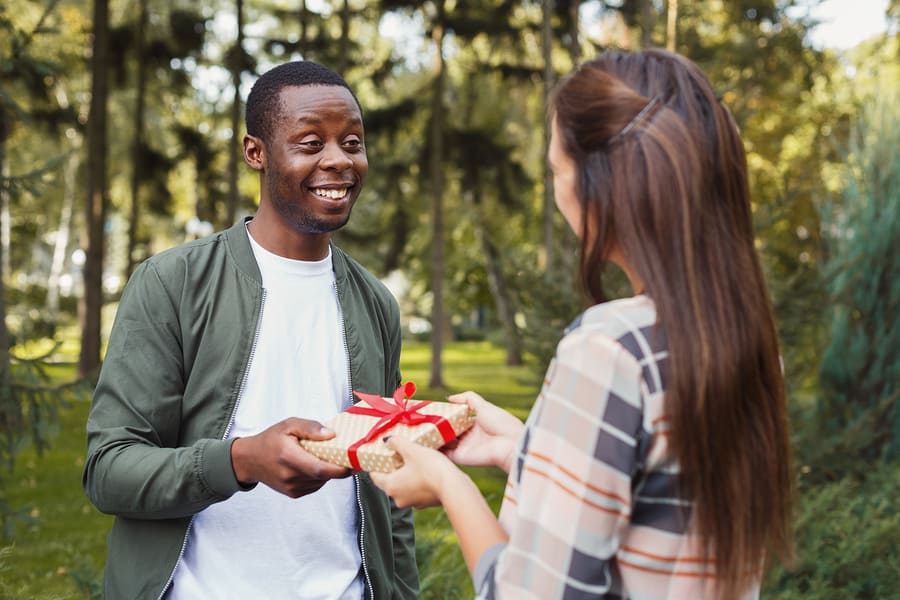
[816,93,900,460]
[765,460,900,599]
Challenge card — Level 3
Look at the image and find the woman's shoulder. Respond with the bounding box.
[557,296,667,392]
[565,295,661,349]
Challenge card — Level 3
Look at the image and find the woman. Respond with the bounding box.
[372,49,794,600]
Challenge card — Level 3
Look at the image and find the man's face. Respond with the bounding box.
[259,85,367,235]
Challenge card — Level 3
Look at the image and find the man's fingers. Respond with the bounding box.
[293,449,353,479]
[284,417,336,441]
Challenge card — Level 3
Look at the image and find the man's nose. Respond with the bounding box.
[319,143,353,170]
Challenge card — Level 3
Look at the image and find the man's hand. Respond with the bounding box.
[231,418,352,498]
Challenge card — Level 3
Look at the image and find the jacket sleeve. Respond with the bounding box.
[82,260,245,519]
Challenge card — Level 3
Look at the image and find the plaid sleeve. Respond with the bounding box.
[476,325,646,599]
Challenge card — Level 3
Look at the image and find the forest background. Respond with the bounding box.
[1,0,898,598]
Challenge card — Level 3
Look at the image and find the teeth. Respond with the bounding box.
[312,188,348,199]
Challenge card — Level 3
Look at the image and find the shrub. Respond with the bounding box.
[764,460,900,598]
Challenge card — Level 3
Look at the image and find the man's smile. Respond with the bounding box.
[311,187,350,200]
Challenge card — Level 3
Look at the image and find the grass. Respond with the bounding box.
[2,398,108,599]
[0,340,543,599]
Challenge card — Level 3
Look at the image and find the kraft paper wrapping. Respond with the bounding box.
[299,397,473,473]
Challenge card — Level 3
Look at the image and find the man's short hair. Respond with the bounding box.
[245,61,361,143]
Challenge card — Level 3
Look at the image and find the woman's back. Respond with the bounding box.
[485,296,758,599]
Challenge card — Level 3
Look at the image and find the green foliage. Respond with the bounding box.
[765,460,900,599]
[0,349,92,539]
[515,253,633,374]
[816,93,900,460]
[414,509,473,599]
[1,397,108,599]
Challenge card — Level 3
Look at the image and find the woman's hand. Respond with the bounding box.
[442,391,524,473]
[372,435,509,577]
[370,436,463,509]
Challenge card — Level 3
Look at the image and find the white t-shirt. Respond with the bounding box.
[168,233,363,599]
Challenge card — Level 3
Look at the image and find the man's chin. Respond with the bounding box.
[294,214,352,235]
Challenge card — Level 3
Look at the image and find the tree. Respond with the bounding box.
[0,0,92,538]
[226,0,248,227]
[817,92,899,462]
[125,0,149,279]
[115,5,208,274]
[541,0,555,272]
[78,0,110,378]
[428,0,447,388]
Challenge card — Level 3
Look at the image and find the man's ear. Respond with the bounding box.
[243,135,265,171]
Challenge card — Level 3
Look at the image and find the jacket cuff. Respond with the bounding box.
[199,438,255,497]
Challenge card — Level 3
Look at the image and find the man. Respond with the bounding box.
[83,61,418,599]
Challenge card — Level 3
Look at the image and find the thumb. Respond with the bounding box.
[286,417,335,441]
[448,391,484,411]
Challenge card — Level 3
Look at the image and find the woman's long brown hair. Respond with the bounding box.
[551,49,794,599]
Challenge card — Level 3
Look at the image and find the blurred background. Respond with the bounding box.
[1,0,897,597]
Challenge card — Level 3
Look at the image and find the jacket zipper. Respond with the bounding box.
[156,289,268,600]
[335,280,374,600]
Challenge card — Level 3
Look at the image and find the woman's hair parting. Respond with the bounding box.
[550,49,794,599]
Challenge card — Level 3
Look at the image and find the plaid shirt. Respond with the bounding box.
[473,296,759,599]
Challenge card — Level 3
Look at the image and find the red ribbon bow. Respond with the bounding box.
[345,382,457,470]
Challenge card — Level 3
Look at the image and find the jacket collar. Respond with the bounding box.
[223,217,349,285]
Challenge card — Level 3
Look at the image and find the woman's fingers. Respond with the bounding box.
[370,437,452,508]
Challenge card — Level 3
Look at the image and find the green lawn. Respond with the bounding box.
[2,398,109,599]
[0,340,543,599]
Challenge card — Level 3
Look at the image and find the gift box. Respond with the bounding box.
[300,382,473,473]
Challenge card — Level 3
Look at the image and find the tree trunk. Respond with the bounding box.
[0,156,8,281]
[483,236,523,365]
[642,0,654,48]
[338,0,350,74]
[428,0,446,389]
[667,0,678,51]
[541,0,555,275]
[47,147,78,312]
[470,191,523,366]
[0,108,9,388]
[567,0,581,65]
[298,0,307,58]
[227,0,245,228]
[125,0,148,280]
[78,0,110,378]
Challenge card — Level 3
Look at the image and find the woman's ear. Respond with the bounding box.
[243,135,265,171]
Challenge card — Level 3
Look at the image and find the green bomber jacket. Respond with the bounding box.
[83,219,418,599]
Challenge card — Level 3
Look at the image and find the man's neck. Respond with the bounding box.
[246,215,332,261]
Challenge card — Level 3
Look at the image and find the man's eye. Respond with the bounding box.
[300,139,323,149]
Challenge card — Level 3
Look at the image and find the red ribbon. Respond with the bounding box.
[345,382,457,470]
